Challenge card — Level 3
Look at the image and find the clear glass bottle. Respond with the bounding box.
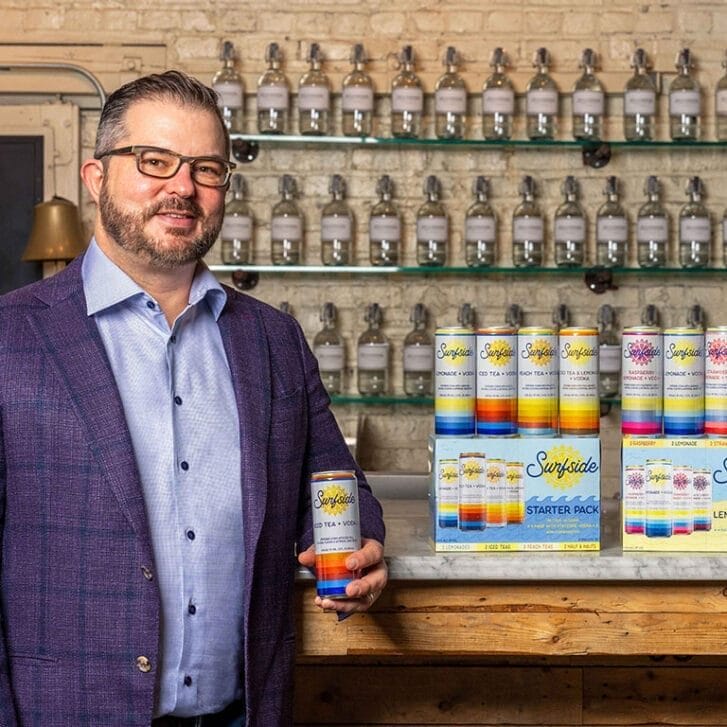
[342,43,374,137]
[271,175,303,265]
[464,176,496,267]
[637,176,669,268]
[572,48,605,141]
[597,304,621,399]
[623,48,656,141]
[212,40,244,134]
[369,175,401,266]
[679,176,711,269]
[435,46,467,140]
[596,176,629,267]
[313,302,345,395]
[554,176,586,267]
[257,42,289,134]
[482,47,514,140]
[670,48,700,141]
[221,173,253,265]
[403,303,434,396]
[526,47,558,140]
[416,176,448,266]
[357,303,389,395]
[321,174,354,266]
[512,175,544,267]
[298,42,330,136]
[716,51,727,141]
[391,45,424,139]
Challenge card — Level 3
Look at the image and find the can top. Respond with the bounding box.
[439,458,458,464]
[645,458,672,464]
[706,326,727,333]
[560,326,598,336]
[459,451,485,458]
[488,458,506,464]
[624,464,643,469]
[623,326,661,334]
[518,326,556,335]
[506,461,523,467]
[311,470,357,481]
[663,327,702,335]
[477,326,517,335]
[436,327,474,335]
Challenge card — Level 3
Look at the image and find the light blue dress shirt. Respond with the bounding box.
[82,239,244,717]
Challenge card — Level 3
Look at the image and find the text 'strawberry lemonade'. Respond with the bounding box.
[311,470,361,599]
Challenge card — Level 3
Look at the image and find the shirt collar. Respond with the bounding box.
[81,237,227,320]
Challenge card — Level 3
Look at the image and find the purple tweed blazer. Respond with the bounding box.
[0,257,385,726]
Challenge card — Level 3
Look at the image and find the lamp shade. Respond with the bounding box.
[22,196,87,262]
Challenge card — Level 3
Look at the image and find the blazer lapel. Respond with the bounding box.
[25,266,152,546]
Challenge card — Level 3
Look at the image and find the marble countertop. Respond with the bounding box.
[301,497,727,582]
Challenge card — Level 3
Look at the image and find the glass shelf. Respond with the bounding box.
[330,395,621,409]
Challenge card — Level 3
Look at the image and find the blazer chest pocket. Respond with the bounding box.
[269,387,307,461]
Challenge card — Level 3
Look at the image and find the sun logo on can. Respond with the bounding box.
[481,338,514,367]
[526,444,597,491]
[523,338,555,367]
[440,464,458,483]
[317,484,354,516]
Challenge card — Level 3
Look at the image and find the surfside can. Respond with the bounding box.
[621,327,663,437]
[517,327,559,437]
[437,458,459,528]
[476,326,518,436]
[458,452,486,530]
[705,327,727,437]
[663,327,704,437]
[623,464,645,535]
[311,470,361,599]
[644,458,673,538]
[559,327,600,437]
[506,461,525,524]
[435,327,476,437]
[485,458,507,527]
[671,464,694,535]
[693,467,713,531]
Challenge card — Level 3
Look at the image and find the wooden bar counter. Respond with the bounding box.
[294,498,727,726]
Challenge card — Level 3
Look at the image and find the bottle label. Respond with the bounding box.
[599,343,621,374]
[680,217,711,243]
[465,216,496,242]
[513,217,544,242]
[572,89,604,115]
[257,84,289,110]
[435,88,467,114]
[342,86,374,112]
[271,216,302,239]
[404,344,434,372]
[321,215,352,241]
[214,81,244,110]
[637,217,668,242]
[417,216,448,242]
[669,89,700,115]
[370,216,401,241]
[624,89,656,115]
[597,216,628,242]
[299,86,330,111]
[555,217,586,242]
[717,89,727,115]
[392,87,424,113]
[526,89,558,115]
[358,343,389,369]
[314,344,345,372]
[482,88,514,114]
[221,215,252,241]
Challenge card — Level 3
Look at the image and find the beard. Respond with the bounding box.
[98,182,223,269]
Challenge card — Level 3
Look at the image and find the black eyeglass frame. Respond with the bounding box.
[94,145,236,188]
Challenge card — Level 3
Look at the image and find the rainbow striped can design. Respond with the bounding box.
[621,327,663,437]
[663,328,705,437]
[506,461,525,524]
[645,459,673,538]
[623,464,646,535]
[435,328,476,437]
[458,452,486,530]
[437,458,459,528]
[559,327,600,437]
[485,458,507,527]
[311,470,361,599]
[476,327,518,436]
[671,464,694,535]
[693,467,713,531]
[517,327,559,437]
[705,327,727,437]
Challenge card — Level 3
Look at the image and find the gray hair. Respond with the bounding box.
[94,70,230,159]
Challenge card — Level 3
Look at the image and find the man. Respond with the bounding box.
[0,70,387,726]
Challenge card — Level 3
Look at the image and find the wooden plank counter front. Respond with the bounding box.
[293,499,727,726]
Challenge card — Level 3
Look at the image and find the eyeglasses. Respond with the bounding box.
[95,145,236,188]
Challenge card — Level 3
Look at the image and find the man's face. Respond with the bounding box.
[97,99,227,269]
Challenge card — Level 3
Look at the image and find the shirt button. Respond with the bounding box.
[136,656,152,673]
[186,529,195,541]
[180,461,189,471]
[170,334,177,343]
[146,300,155,310]
[184,675,193,687]
[188,603,197,615]
[174,396,183,406]
[141,566,153,581]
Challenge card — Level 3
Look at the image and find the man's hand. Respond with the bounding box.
[298,538,387,615]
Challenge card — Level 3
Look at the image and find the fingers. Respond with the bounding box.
[344,538,384,571]
[297,543,316,568]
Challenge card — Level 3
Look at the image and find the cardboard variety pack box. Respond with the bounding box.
[430,436,601,551]
[622,437,727,551]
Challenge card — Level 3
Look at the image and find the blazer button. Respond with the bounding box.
[141,566,154,581]
[136,656,152,673]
